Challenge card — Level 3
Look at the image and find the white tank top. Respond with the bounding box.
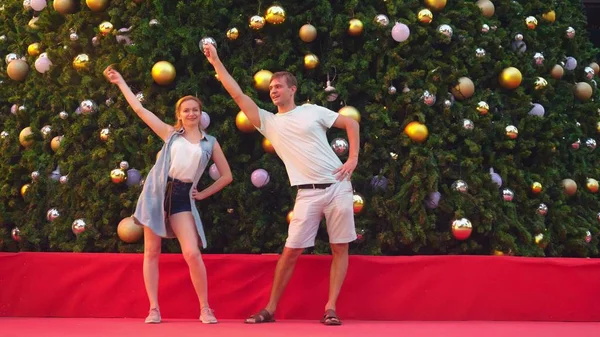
[168,136,203,182]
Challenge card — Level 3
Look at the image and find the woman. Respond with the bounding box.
[104,65,233,324]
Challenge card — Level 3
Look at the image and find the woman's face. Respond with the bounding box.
[178,100,201,128]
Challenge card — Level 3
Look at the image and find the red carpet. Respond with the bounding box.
[1,252,600,321]
[1,318,599,337]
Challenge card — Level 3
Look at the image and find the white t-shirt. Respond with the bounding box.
[168,136,203,182]
[256,104,343,186]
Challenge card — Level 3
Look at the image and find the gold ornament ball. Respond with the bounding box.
[531,182,543,194]
[499,67,522,89]
[100,128,110,142]
[286,210,294,224]
[7,59,29,81]
[151,61,176,85]
[418,9,433,24]
[338,106,361,123]
[587,178,599,193]
[574,82,593,101]
[590,62,600,74]
[551,64,564,79]
[404,121,429,143]
[21,183,30,197]
[562,178,577,196]
[28,17,39,29]
[505,125,518,139]
[227,28,239,40]
[353,192,365,214]
[348,18,363,36]
[253,69,273,92]
[54,0,77,14]
[19,127,33,147]
[493,250,504,256]
[534,77,548,90]
[117,217,143,243]
[51,135,62,152]
[73,54,90,70]
[476,0,495,18]
[99,21,113,35]
[525,16,538,30]
[265,5,285,24]
[262,138,276,154]
[236,111,256,133]
[424,0,446,12]
[451,218,473,240]
[476,101,489,115]
[86,0,109,12]
[299,24,317,43]
[597,121,600,133]
[542,10,556,23]
[534,233,546,248]
[304,53,319,69]
[249,15,265,30]
[450,77,475,100]
[27,43,41,57]
[111,168,127,184]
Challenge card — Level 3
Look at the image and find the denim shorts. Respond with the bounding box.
[164,177,193,216]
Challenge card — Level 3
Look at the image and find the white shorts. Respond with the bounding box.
[286,180,357,248]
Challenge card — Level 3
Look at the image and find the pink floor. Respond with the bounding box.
[1,318,599,337]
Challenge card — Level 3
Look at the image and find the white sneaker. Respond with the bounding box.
[200,307,218,324]
[144,308,161,324]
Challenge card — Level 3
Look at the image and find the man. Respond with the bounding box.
[203,43,359,326]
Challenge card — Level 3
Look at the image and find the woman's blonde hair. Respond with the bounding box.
[173,95,203,130]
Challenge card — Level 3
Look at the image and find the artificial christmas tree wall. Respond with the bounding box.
[1,0,599,257]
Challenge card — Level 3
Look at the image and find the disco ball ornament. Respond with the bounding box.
[452,180,468,193]
[80,99,98,115]
[119,161,129,170]
[11,227,21,241]
[502,188,514,201]
[537,203,548,216]
[47,208,60,222]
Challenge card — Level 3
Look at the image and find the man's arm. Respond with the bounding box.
[203,43,261,128]
[332,115,360,180]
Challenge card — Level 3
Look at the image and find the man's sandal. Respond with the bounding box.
[244,308,276,324]
[320,309,342,326]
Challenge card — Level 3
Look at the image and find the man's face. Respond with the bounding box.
[269,77,295,106]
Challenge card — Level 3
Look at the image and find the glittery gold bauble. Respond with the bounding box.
[299,24,317,42]
[21,184,30,197]
[551,64,564,79]
[111,168,127,184]
[27,43,41,56]
[262,138,276,154]
[542,10,556,23]
[534,77,547,90]
[286,210,294,224]
[51,136,62,152]
[73,54,90,70]
[498,67,522,89]
[590,62,600,74]
[476,101,489,115]
[562,178,577,196]
[476,0,494,18]
[531,182,542,194]
[19,127,33,147]
[86,0,108,12]
[587,178,599,193]
[353,192,365,214]
[338,106,361,123]
[574,82,593,101]
[418,9,433,24]
[265,5,285,24]
[424,0,446,12]
[253,69,273,92]
[450,77,475,100]
[226,28,239,40]
[525,16,538,30]
[53,0,77,14]
[348,18,363,36]
[117,217,143,243]
[99,21,113,35]
[404,121,428,143]
[236,111,256,133]
[249,15,265,30]
[304,53,319,69]
[151,61,176,85]
[7,59,29,81]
